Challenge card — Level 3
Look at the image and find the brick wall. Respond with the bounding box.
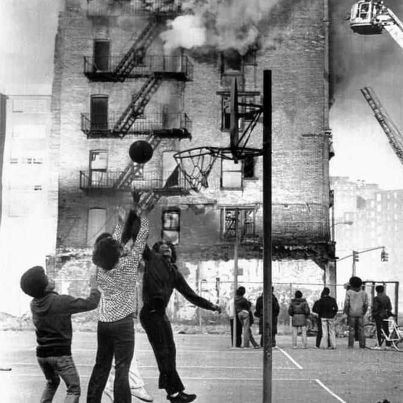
[52,0,331,263]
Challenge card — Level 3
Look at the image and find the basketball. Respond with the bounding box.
[129,140,153,164]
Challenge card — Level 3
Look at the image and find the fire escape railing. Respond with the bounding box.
[80,168,188,192]
[80,111,192,138]
[84,55,193,81]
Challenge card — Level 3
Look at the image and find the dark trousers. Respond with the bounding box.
[316,318,322,347]
[140,306,184,395]
[258,316,278,347]
[348,316,365,348]
[230,316,242,347]
[375,317,391,346]
[87,315,134,403]
[37,355,80,403]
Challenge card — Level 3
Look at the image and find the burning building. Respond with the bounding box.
[50,0,334,305]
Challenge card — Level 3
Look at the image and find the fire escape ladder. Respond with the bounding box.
[113,133,162,190]
[112,75,162,137]
[113,18,160,80]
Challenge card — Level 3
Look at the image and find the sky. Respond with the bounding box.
[0,0,403,189]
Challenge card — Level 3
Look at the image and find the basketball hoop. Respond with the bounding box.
[174,147,221,191]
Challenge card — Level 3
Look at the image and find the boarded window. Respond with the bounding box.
[87,208,106,246]
[162,151,179,187]
[221,159,242,189]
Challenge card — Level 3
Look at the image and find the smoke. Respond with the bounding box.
[160,0,280,55]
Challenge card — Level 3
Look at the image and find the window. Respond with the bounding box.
[89,150,108,187]
[162,151,179,187]
[221,207,257,241]
[87,208,106,246]
[221,159,242,189]
[161,208,180,245]
[93,40,110,72]
[243,155,255,179]
[90,95,108,131]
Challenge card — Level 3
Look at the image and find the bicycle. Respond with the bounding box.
[367,315,403,351]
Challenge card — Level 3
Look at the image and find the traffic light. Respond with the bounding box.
[353,250,359,262]
[381,250,389,262]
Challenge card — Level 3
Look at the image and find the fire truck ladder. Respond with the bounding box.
[113,18,160,80]
[361,86,403,164]
[113,134,162,190]
[112,75,162,137]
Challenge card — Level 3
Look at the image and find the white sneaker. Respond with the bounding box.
[131,386,154,402]
[372,346,382,350]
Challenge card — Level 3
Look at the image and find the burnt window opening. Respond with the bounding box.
[93,40,110,72]
[161,208,180,245]
[221,207,257,241]
[243,155,255,179]
[220,94,257,131]
[90,95,108,131]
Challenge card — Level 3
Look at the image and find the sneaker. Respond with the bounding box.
[131,386,154,402]
[372,346,382,350]
[167,392,197,403]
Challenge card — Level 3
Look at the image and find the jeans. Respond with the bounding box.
[348,316,365,348]
[292,326,307,348]
[238,310,258,348]
[320,318,336,349]
[87,315,134,403]
[37,355,80,403]
[140,306,184,395]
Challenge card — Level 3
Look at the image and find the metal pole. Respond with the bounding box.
[263,70,272,403]
[232,209,239,348]
[352,252,356,277]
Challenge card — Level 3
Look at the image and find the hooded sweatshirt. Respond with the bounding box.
[31,288,100,357]
[288,297,310,327]
[343,287,368,318]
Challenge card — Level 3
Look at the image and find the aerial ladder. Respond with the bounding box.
[361,86,403,165]
[350,1,403,48]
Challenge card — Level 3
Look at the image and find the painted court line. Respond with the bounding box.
[276,347,303,369]
[315,379,347,403]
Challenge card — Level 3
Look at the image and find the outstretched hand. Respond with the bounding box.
[115,206,127,223]
[215,305,222,314]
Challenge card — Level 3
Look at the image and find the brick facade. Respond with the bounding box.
[51,0,332,279]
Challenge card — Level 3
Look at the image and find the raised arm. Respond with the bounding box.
[174,271,220,312]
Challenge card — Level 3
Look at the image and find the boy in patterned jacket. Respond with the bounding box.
[87,206,149,403]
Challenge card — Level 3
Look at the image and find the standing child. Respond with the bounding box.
[343,276,368,349]
[20,265,100,403]
[288,290,310,349]
[372,285,393,349]
[315,287,338,349]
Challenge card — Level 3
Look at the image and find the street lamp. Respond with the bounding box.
[331,220,353,241]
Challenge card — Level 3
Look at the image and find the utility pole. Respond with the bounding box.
[232,208,239,348]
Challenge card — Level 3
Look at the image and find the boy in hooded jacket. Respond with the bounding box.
[20,266,100,402]
[343,276,368,348]
[288,290,310,348]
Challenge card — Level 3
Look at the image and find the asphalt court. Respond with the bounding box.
[0,331,400,402]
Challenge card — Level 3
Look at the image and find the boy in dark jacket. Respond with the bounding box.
[288,290,310,348]
[20,265,100,403]
[314,287,338,349]
[255,287,280,347]
[372,285,393,349]
[140,241,221,403]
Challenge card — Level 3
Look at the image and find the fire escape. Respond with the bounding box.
[81,2,192,211]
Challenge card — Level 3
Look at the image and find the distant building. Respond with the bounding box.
[0,94,57,315]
